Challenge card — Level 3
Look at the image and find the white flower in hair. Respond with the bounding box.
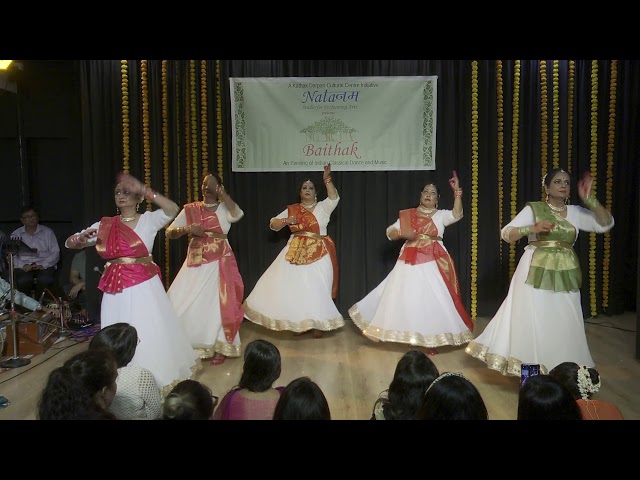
[576,365,601,401]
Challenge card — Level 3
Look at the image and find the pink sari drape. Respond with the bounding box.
[95,216,160,294]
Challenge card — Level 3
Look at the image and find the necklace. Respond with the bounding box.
[203,201,219,208]
[546,202,567,212]
[301,201,317,210]
[417,205,437,215]
[120,214,137,222]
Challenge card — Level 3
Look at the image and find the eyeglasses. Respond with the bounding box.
[211,395,219,408]
[137,338,141,345]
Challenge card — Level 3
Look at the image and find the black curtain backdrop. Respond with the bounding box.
[76,59,639,323]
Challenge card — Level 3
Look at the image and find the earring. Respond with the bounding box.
[116,207,120,215]
[315,195,318,202]
[136,203,140,212]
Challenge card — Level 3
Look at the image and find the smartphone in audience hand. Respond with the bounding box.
[520,363,540,387]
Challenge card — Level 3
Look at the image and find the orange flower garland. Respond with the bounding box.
[175,61,183,202]
[602,60,617,310]
[162,60,170,285]
[184,64,192,203]
[588,60,599,318]
[121,60,130,173]
[567,61,575,174]
[540,60,548,200]
[200,60,209,175]
[470,60,479,321]
[190,60,199,201]
[496,61,505,264]
[216,60,224,183]
[140,60,152,211]
[509,61,521,278]
[552,60,560,169]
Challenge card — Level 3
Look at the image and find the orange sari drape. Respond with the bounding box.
[398,209,472,330]
[284,203,338,298]
[184,203,244,343]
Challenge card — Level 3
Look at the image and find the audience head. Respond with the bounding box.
[89,322,138,368]
[415,371,488,420]
[517,374,582,420]
[162,379,216,420]
[20,206,40,228]
[238,339,281,392]
[273,376,331,420]
[38,349,118,420]
[378,350,440,420]
[548,362,601,401]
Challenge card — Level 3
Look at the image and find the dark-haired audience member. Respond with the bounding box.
[89,322,162,420]
[213,339,284,420]
[37,349,118,420]
[371,350,439,420]
[415,372,488,420]
[273,376,331,420]
[11,207,60,297]
[162,379,216,420]
[548,362,624,420]
[517,374,582,420]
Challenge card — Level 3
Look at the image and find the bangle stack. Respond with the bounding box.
[454,189,463,198]
[518,226,531,237]
[143,186,157,202]
[583,195,600,211]
[324,176,332,185]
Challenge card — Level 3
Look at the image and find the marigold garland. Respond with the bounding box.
[216,60,224,183]
[140,60,152,211]
[470,60,479,321]
[602,60,617,310]
[200,60,209,175]
[162,60,170,286]
[540,60,548,200]
[190,60,199,201]
[588,60,599,318]
[496,61,505,265]
[567,61,575,175]
[121,60,130,173]
[184,64,192,203]
[552,60,560,169]
[175,61,182,203]
[509,61,521,278]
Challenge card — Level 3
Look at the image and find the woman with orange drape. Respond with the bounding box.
[349,171,473,355]
[243,163,344,338]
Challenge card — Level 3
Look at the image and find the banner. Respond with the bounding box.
[230,76,437,172]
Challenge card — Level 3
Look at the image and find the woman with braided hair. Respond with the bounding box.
[466,168,615,376]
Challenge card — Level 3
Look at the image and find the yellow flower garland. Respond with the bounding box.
[552,60,560,169]
[496,61,505,264]
[588,60,599,317]
[540,60,548,200]
[184,64,192,203]
[567,61,575,174]
[140,60,152,211]
[201,60,209,175]
[190,60,198,201]
[509,61,521,278]
[121,60,130,174]
[603,60,617,310]
[216,60,224,183]
[470,60,479,321]
[162,60,170,286]
[175,61,183,202]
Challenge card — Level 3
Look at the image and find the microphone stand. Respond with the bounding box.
[0,249,30,368]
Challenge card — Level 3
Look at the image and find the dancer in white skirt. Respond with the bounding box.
[466,169,615,376]
[243,163,344,338]
[349,171,473,355]
[66,172,199,393]
[167,173,244,366]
